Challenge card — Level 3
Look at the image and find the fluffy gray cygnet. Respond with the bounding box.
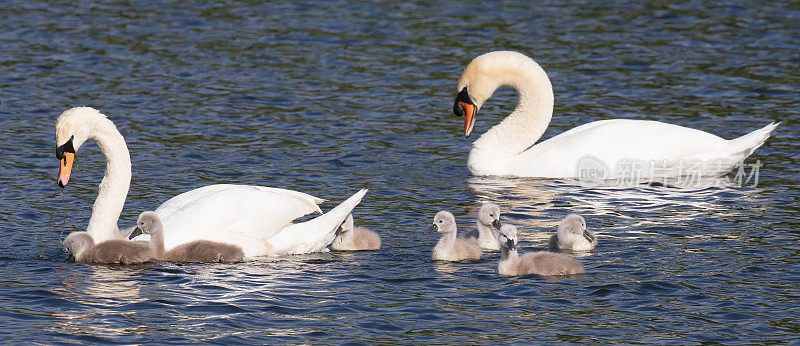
[498,224,584,277]
[64,231,155,265]
[461,203,503,251]
[131,211,244,263]
[548,214,597,251]
[430,211,482,262]
[332,214,381,251]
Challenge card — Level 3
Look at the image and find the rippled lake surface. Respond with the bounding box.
[1,0,798,343]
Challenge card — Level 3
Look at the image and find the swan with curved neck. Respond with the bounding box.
[55,107,367,257]
[453,51,779,178]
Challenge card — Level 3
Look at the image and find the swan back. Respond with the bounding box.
[148,185,326,253]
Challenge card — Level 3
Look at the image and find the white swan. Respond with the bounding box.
[453,50,779,178]
[55,107,368,258]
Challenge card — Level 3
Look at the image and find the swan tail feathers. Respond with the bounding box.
[267,189,368,256]
[253,186,325,214]
[724,122,779,161]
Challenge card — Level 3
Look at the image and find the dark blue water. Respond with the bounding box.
[1,1,798,343]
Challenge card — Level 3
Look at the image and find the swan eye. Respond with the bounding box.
[453,87,474,117]
[56,135,75,159]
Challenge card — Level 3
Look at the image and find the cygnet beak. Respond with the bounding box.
[492,219,502,230]
[582,229,595,243]
[129,227,143,240]
[426,224,438,233]
[506,238,516,251]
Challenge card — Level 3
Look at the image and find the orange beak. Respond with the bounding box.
[57,152,74,188]
[461,102,477,137]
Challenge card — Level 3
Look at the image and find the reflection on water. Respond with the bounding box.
[49,267,147,336]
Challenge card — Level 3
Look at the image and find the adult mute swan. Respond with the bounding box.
[453,50,779,178]
[55,107,367,258]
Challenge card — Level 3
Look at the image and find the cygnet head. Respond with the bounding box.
[497,224,518,251]
[477,203,502,229]
[340,214,355,234]
[64,231,94,258]
[559,214,590,241]
[428,211,457,234]
[453,51,546,137]
[129,211,162,239]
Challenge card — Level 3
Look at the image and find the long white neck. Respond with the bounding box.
[85,119,131,243]
[468,57,554,174]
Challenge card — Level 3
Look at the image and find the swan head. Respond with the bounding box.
[54,107,112,187]
[129,211,162,239]
[559,214,593,242]
[428,211,457,234]
[63,231,94,259]
[453,51,545,137]
[477,203,502,229]
[497,224,518,251]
